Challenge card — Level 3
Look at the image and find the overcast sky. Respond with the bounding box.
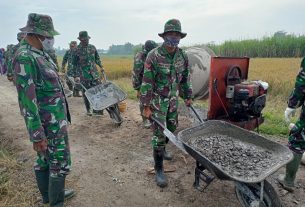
[0,0,304,49]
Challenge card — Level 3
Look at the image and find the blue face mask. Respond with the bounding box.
[164,36,180,47]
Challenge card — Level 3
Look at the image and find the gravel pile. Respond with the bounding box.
[187,134,277,179]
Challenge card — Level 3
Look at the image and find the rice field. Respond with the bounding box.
[59,55,303,136]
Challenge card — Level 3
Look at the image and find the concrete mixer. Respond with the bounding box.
[186,46,215,99]
[186,46,268,130]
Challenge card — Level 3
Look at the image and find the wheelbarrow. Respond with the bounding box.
[152,106,293,207]
[67,71,127,126]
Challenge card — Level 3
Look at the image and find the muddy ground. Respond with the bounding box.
[0,76,305,207]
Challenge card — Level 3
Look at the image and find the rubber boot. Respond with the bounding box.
[153,148,168,188]
[73,90,82,97]
[301,153,305,165]
[164,148,173,161]
[34,170,49,204]
[83,96,92,116]
[49,175,65,207]
[278,151,302,192]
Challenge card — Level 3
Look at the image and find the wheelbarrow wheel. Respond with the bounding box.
[106,104,123,126]
[235,180,282,207]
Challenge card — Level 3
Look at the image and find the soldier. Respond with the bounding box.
[0,48,5,75]
[132,40,158,128]
[62,41,81,97]
[5,44,15,81]
[13,13,74,206]
[278,57,305,192]
[140,19,192,188]
[73,31,104,116]
[7,32,26,81]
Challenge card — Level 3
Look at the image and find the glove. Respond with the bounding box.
[185,99,192,107]
[284,107,296,123]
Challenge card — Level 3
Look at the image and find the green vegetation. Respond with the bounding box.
[206,32,305,58]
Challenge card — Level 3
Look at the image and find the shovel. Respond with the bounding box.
[151,104,204,154]
[151,116,188,154]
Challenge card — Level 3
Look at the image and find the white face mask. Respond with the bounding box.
[39,37,55,51]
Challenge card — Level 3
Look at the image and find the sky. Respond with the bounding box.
[0,0,304,50]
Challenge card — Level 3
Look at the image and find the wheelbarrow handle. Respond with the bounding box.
[151,116,187,154]
[189,104,204,123]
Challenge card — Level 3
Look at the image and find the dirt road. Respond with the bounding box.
[0,76,304,207]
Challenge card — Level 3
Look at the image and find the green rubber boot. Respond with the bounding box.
[278,151,302,192]
[35,170,49,204]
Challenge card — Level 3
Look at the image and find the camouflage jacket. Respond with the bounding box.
[132,50,147,90]
[13,40,70,142]
[140,44,192,107]
[45,49,59,71]
[288,57,305,109]
[6,44,15,77]
[62,49,75,76]
[72,44,102,81]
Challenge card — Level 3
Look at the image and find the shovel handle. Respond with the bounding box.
[189,105,204,123]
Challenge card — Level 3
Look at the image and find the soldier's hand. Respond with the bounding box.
[7,76,13,82]
[184,99,192,107]
[33,139,48,153]
[284,107,296,123]
[143,106,152,118]
[74,77,80,82]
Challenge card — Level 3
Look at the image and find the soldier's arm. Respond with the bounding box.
[94,47,103,69]
[61,51,68,72]
[13,55,46,142]
[132,53,144,90]
[288,57,305,108]
[180,51,193,100]
[140,54,155,106]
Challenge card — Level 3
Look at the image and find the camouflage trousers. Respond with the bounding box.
[288,106,305,154]
[34,135,71,177]
[151,97,178,149]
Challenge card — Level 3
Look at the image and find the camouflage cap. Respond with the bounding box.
[19,13,60,38]
[78,31,91,40]
[70,41,77,46]
[144,40,158,53]
[158,19,187,38]
[17,32,26,41]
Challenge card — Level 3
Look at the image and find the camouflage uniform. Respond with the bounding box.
[46,49,59,71]
[287,57,305,153]
[73,31,103,113]
[62,41,78,92]
[15,13,74,206]
[132,40,158,124]
[0,48,5,75]
[140,21,192,150]
[7,32,26,79]
[5,44,15,78]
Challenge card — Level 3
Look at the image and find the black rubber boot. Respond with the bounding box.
[34,170,49,204]
[153,148,168,188]
[49,176,65,207]
[93,109,104,116]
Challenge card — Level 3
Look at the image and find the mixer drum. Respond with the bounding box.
[186,46,215,99]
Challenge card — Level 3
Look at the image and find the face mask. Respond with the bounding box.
[164,36,180,47]
[38,37,55,51]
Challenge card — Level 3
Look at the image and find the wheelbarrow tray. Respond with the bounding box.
[177,120,293,183]
[85,81,127,111]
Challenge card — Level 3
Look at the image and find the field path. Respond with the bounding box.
[0,76,304,207]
